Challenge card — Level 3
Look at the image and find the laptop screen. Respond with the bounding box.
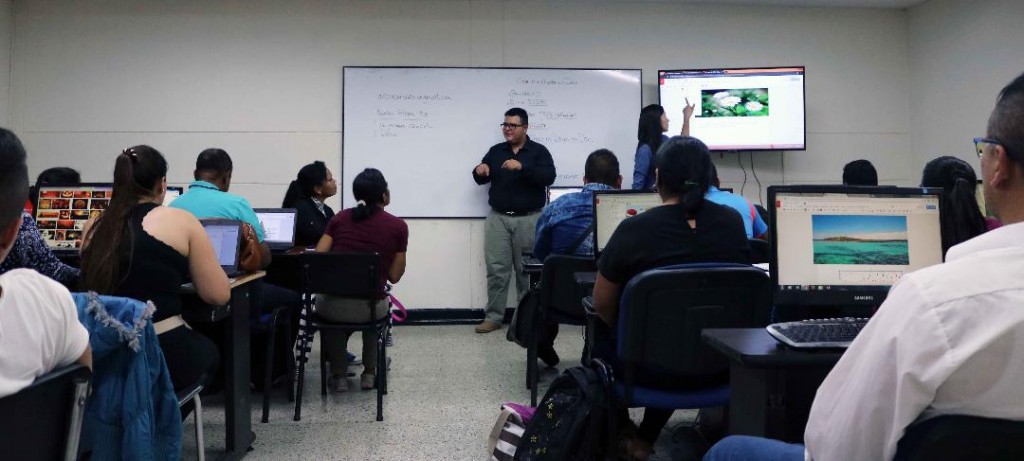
[547,186,583,205]
[162,186,183,206]
[593,190,663,255]
[202,221,241,268]
[33,184,113,251]
[254,209,297,245]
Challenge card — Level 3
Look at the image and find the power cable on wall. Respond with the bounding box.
[737,152,747,197]
[749,152,763,206]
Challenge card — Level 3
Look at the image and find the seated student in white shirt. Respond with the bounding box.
[703,72,1024,461]
[0,127,91,398]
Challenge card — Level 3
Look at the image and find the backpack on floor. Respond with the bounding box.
[514,366,610,461]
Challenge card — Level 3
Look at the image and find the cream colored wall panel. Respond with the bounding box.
[908,0,1024,172]
[390,219,477,309]
[12,0,474,133]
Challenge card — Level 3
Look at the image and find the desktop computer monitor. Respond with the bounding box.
[592,190,663,257]
[547,186,583,205]
[769,185,944,307]
[33,183,113,251]
[162,186,184,206]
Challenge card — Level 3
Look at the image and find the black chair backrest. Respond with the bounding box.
[300,252,384,300]
[894,414,1024,461]
[539,255,597,319]
[0,363,91,461]
[748,238,770,264]
[617,263,771,378]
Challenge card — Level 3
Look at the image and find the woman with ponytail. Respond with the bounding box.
[592,137,750,460]
[80,145,230,392]
[314,168,408,392]
[282,161,337,247]
[632,100,694,191]
[921,156,989,256]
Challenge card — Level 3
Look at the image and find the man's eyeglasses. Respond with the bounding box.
[975,137,1004,159]
[500,123,524,130]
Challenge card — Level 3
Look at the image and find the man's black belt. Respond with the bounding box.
[499,209,541,217]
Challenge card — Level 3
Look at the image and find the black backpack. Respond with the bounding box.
[514,366,610,461]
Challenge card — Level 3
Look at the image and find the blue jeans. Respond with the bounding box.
[703,436,805,461]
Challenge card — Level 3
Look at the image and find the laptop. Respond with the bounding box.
[162,186,184,206]
[32,183,114,255]
[200,219,244,277]
[592,190,663,260]
[254,208,297,251]
[547,186,584,205]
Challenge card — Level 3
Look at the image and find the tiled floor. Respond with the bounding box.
[182,324,708,460]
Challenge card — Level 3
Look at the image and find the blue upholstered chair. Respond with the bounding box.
[587,263,771,455]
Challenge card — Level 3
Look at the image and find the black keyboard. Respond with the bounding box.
[766,317,869,349]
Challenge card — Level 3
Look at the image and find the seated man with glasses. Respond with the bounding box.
[704,71,1024,461]
[472,107,556,334]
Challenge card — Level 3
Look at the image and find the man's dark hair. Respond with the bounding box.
[36,167,81,186]
[843,159,878,186]
[655,136,711,217]
[505,107,529,125]
[988,72,1024,165]
[584,149,619,187]
[195,148,233,175]
[0,128,29,230]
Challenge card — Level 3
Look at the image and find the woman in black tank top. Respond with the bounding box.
[81,146,229,392]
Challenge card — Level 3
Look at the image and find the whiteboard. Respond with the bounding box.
[342,67,642,218]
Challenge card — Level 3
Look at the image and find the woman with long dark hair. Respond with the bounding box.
[314,168,408,392]
[921,156,989,255]
[80,145,230,392]
[594,137,749,460]
[631,101,694,191]
[281,161,337,247]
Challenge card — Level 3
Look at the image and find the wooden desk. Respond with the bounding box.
[182,271,264,461]
[702,328,844,443]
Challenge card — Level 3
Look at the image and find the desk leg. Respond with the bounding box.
[729,364,771,438]
[223,283,255,460]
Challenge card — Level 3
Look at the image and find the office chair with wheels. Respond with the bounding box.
[894,414,1024,461]
[293,252,390,422]
[585,263,771,457]
[0,363,91,461]
[526,254,597,406]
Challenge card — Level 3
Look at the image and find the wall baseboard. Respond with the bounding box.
[402,307,516,326]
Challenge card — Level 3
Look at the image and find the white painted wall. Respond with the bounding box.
[908,0,1024,174]
[0,0,11,128]
[8,0,912,309]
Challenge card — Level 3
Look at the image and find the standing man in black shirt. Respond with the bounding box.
[472,108,556,333]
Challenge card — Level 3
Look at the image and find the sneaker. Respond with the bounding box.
[475,320,501,334]
[538,346,560,367]
[347,351,362,366]
[360,373,376,390]
[327,375,348,393]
